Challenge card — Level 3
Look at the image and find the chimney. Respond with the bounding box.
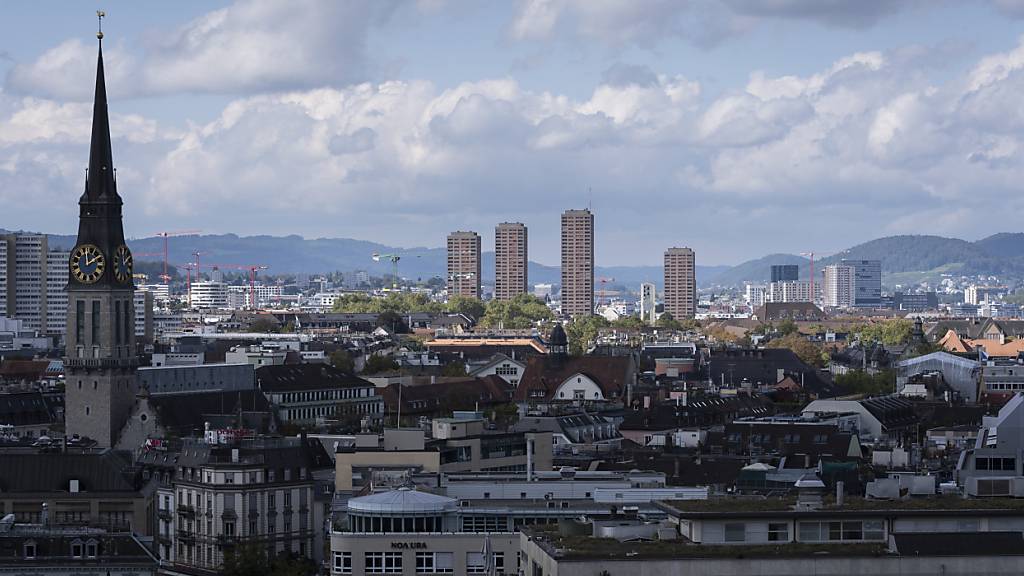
[41,503,49,526]
[836,481,845,507]
[526,435,534,482]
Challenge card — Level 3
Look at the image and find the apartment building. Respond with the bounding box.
[447,231,482,299]
[822,264,855,308]
[560,209,594,318]
[494,223,528,301]
[0,233,69,337]
[663,247,696,319]
[639,282,657,324]
[843,259,882,308]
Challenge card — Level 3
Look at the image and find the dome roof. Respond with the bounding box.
[549,324,568,347]
[347,487,456,514]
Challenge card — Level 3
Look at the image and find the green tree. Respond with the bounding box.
[376,311,409,334]
[766,333,825,368]
[329,350,355,373]
[478,294,554,329]
[222,544,270,576]
[441,361,468,377]
[776,319,799,336]
[565,316,610,355]
[852,319,913,346]
[363,354,399,374]
[656,312,683,330]
[611,316,647,330]
[445,295,486,321]
[835,370,895,396]
[248,317,280,333]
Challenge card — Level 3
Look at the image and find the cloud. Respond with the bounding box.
[6,0,401,99]
[9,29,1024,263]
[723,0,918,28]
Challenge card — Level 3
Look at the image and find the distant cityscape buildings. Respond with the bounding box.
[844,259,882,307]
[0,233,68,336]
[823,264,855,308]
[560,209,594,318]
[494,222,527,301]
[446,231,481,299]
[639,282,657,324]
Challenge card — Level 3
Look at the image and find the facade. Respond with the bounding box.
[822,264,855,308]
[494,223,528,301]
[257,364,383,425]
[447,231,482,300]
[843,259,882,308]
[639,283,657,324]
[957,393,1024,496]
[0,233,70,337]
[560,209,594,318]
[190,281,228,309]
[966,285,1004,305]
[744,284,766,308]
[63,39,139,448]
[770,264,799,283]
[766,280,814,304]
[663,247,696,319]
[156,437,330,574]
[893,291,938,312]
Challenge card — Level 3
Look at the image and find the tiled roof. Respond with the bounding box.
[0,392,55,427]
[257,363,377,392]
[0,451,139,493]
[514,355,634,402]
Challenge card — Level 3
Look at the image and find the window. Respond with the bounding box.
[416,551,454,573]
[768,522,788,542]
[72,542,83,558]
[467,552,487,573]
[86,541,98,558]
[366,552,402,574]
[799,521,883,542]
[724,523,746,542]
[333,551,353,574]
[493,552,505,572]
[224,521,235,536]
[23,541,36,559]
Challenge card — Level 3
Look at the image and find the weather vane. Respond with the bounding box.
[97,10,105,40]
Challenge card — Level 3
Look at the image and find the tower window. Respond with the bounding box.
[115,300,122,345]
[76,301,85,345]
[91,301,100,345]
[85,406,90,416]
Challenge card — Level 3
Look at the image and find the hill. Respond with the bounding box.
[974,233,1024,259]
[701,253,809,287]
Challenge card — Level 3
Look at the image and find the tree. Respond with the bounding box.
[376,311,409,334]
[222,544,270,576]
[835,370,895,396]
[565,316,610,355]
[363,354,399,374]
[441,361,468,377]
[776,319,799,336]
[248,317,280,333]
[656,312,683,330]
[445,295,486,321]
[766,333,825,368]
[852,319,913,346]
[329,350,355,373]
[478,294,554,329]
[611,316,647,330]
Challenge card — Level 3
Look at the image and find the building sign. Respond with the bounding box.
[390,542,428,550]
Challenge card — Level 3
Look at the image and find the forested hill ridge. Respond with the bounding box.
[3,229,1020,289]
[703,233,1024,287]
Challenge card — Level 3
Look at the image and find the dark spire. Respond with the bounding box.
[83,26,118,203]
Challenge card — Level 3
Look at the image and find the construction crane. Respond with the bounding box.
[800,252,815,303]
[188,262,269,309]
[152,230,201,283]
[596,276,617,305]
[372,253,401,290]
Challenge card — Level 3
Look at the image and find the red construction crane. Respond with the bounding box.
[596,277,617,304]
[152,230,201,283]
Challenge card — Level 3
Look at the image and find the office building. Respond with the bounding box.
[822,264,855,308]
[639,282,657,324]
[893,291,938,312]
[447,231,481,299]
[770,264,799,283]
[0,233,70,337]
[560,209,594,318]
[494,223,528,301]
[190,281,228,309]
[663,247,696,319]
[63,38,139,448]
[966,285,1004,305]
[257,364,383,426]
[843,259,882,307]
[766,281,814,304]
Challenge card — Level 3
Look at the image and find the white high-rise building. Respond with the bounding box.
[190,281,228,309]
[823,265,855,308]
[137,283,171,307]
[639,283,657,324]
[745,284,767,308]
[766,280,814,304]
[0,233,70,336]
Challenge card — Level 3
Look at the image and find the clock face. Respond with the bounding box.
[70,244,106,284]
[113,245,133,284]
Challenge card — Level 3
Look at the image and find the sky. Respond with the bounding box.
[3,1,1024,267]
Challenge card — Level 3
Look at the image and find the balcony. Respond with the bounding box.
[177,504,196,518]
[176,530,196,543]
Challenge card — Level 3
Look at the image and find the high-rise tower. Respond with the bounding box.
[560,209,594,318]
[64,24,138,448]
[664,247,696,319]
[495,222,528,301]
[447,231,481,299]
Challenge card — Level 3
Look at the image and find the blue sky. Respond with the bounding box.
[2,1,1024,266]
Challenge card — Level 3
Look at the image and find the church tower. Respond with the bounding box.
[64,19,138,448]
